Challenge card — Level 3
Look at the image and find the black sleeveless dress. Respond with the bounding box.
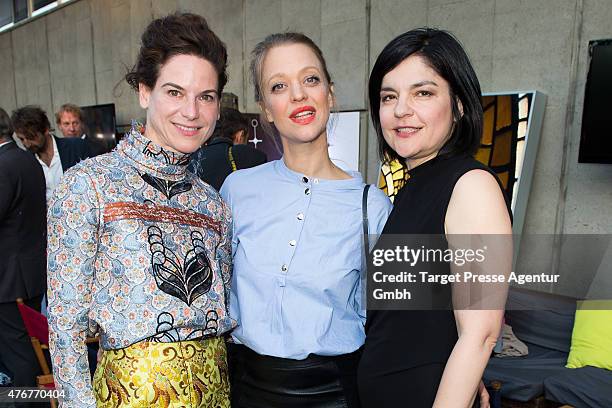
[357,154,508,407]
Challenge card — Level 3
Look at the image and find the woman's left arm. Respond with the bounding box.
[433,169,512,408]
[216,200,233,298]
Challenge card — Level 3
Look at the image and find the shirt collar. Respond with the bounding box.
[36,135,60,162]
[274,157,364,190]
[51,135,59,154]
[116,121,191,181]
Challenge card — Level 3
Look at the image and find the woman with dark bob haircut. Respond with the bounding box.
[358,28,512,407]
[47,13,233,407]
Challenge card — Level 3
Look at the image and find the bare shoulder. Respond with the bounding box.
[445,169,511,235]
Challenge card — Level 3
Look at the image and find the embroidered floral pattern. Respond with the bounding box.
[47,123,234,407]
[93,337,230,407]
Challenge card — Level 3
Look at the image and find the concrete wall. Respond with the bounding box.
[1,0,611,295]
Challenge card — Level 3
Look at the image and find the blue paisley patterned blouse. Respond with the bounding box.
[47,123,234,407]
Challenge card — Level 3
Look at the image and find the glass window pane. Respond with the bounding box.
[495,94,513,131]
[482,101,495,145]
[519,96,530,119]
[13,0,27,22]
[518,120,527,139]
[0,1,13,27]
[34,0,55,10]
[490,130,512,167]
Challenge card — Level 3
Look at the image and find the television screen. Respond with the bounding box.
[579,39,612,164]
[80,103,117,151]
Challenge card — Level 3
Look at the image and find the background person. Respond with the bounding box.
[0,107,47,396]
[221,32,392,408]
[190,107,266,190]
[55,103,83,138]
[47,13,234,407]
[11,105,91,202]
[56,103,108,156]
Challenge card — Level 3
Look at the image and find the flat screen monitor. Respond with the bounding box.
[579,39,612,164]
[80,103,117,151]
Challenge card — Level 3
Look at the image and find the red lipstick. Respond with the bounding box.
[289,106,316,125]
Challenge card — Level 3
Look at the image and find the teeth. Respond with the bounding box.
[176,124,199,131]
[294,111,314,118]
[396,127,419,133]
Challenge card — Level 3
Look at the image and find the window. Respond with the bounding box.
[0,0,73,32]
[14,0,28,23]
[32,0,57,17]
[0,2,13,27]
[34,0,56,9]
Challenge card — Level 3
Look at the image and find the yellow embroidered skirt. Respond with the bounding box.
[93,337,230,407]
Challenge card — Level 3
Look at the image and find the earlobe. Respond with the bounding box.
[138,83,151,109]
[328,83,336,108]
[457,98,464,118]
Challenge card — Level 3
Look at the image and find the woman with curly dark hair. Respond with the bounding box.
[47,13,233,407]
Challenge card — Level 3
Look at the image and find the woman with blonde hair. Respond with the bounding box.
[221,32,392,407]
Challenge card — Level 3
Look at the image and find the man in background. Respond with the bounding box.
[0,107,47,390]
[56,103,108,156]
[190,107,267,190]
[12,105,91,202]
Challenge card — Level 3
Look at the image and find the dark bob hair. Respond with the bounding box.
[125,13,228,94]
[369,28,483,163]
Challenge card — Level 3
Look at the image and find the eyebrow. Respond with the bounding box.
[266,66,322,83]
[161,82,218,94]
[380,80,439,92]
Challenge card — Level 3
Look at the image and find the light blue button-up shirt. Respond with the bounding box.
[220,159,392,359]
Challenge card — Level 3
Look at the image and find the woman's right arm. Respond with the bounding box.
[47,168,100,407]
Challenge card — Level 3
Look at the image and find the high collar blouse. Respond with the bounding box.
[47,123,234,407]
[220,159,392,359]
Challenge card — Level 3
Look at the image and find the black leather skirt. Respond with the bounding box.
[228,343,361,408]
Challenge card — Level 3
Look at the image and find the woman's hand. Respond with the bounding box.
[478,381,490,408]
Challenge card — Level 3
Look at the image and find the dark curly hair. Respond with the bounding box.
[125,13,228,94]
[10,106,50,139]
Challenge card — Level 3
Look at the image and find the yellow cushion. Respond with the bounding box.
[566,300,612,370]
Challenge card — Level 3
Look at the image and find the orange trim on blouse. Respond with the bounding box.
[103,201,222,234]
